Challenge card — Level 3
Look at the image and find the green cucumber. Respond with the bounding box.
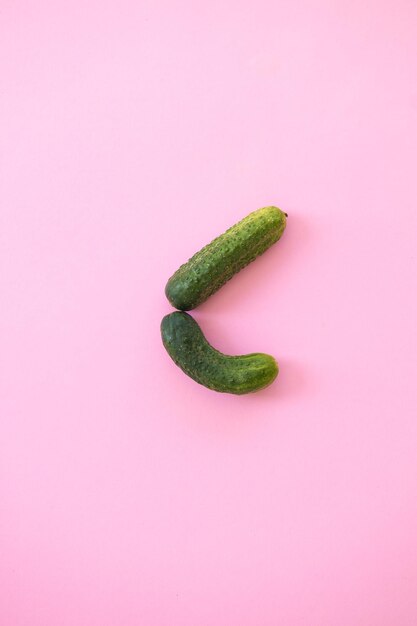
[165,206,287,311]
[161,311,278,395]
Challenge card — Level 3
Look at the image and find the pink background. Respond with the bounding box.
[1,1,417,624]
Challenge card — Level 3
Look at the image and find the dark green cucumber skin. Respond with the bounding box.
[161,312,278,395]
[165,206,287,311]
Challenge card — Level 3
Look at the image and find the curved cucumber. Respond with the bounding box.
[165,206,287,310]
[161,311,278,395]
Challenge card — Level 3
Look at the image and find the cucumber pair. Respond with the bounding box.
[161,206,287,394]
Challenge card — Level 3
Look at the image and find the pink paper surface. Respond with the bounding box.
[1,1,417,624]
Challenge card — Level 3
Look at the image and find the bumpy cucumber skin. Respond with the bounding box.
[161,311,278,395]
[165,206,287,311]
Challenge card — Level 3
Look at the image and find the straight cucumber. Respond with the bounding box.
[161,311,278,395]
[165,206,287,310]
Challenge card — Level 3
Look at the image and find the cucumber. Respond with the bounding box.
[165,206,287,311]
[161,311,278,394]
